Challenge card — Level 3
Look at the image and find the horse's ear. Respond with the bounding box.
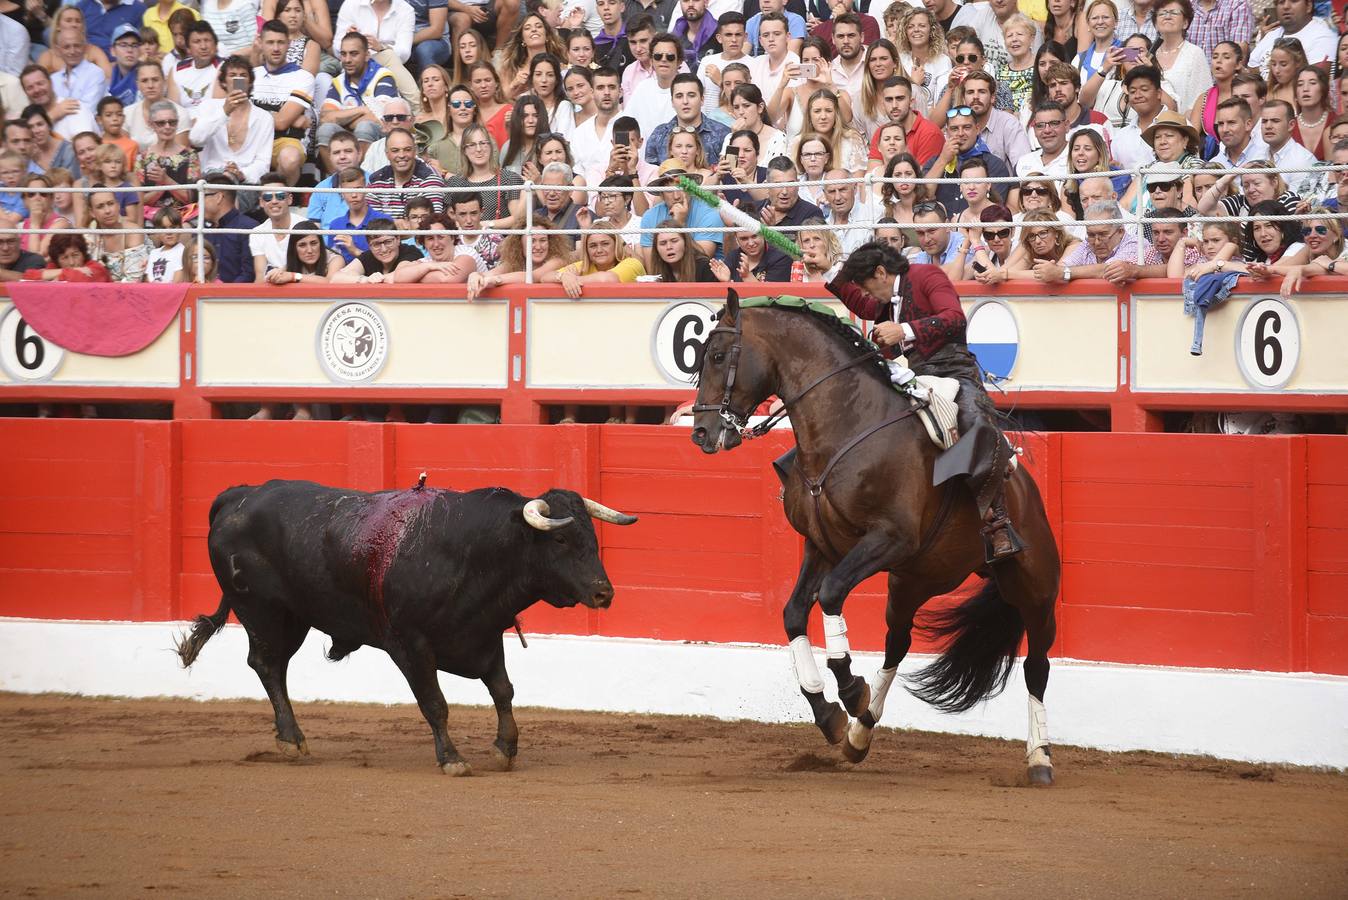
[725,288,740,321]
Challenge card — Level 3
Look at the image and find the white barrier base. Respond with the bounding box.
[2,618,1345,769]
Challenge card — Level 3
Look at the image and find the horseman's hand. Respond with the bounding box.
[872,321,907,348]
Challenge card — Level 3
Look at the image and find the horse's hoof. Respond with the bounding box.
[1028,765,1054,786]
[492,746,516,772]
[275,738,308,758]
[841,723,872,765]
[840,679,871,719]
[819,703,848,745]
[441,760,473,777]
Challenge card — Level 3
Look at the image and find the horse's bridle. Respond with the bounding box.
[691,314,751,435]
[692,309,886,440]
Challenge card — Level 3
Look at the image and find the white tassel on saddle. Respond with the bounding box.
[887,359,929,401]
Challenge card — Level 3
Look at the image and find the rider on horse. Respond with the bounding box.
[825,240,1026,563]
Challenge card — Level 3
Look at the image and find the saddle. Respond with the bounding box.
[909,376,961,451]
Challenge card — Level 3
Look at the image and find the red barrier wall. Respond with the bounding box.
[2,419,1345,675]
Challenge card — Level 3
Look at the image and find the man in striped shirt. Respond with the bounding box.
[366,127,444,225]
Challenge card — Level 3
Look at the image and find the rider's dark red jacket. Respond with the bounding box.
[825,263,967,359]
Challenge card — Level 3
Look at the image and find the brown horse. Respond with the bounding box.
[690,291,1062,784]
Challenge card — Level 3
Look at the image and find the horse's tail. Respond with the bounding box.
[907,579,1025,714]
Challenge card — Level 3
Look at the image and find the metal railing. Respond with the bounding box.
[6,161,1346,283]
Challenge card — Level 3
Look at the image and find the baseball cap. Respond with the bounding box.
[112,23,143,44]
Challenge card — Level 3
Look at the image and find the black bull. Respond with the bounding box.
[176,479,637,776]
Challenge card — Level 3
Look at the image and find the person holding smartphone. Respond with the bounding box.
[189,56,275,189]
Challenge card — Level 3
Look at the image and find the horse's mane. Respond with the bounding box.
[732,299,895,392]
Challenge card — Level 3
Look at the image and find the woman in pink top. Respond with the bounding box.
[18,174,70,259]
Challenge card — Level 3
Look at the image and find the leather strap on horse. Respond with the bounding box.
[803,409,918,560]
[747,349,884,438]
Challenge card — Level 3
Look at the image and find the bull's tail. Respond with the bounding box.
[175,596,231,668]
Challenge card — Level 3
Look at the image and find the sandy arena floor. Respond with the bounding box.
[1,693,1345,898]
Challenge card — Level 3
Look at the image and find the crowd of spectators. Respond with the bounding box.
[0,0,1344,302]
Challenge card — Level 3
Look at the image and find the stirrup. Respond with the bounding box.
[981,514,1025,564]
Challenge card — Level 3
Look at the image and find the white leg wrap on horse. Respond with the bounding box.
[789,636,825,694]
[822,614,849,659]
[868,666,898,721]
[1027,695,1050,756]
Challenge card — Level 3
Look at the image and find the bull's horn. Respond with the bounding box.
[522,499,574,531]
[583,498,638,525]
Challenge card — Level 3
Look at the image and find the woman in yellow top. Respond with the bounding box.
[545,222,646,298]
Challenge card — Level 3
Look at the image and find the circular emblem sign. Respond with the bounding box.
[1235,297,1300,390]
[317,302,388,383]
[651,300,716,385]
[0,306,65,381]
[965,299,1019,382]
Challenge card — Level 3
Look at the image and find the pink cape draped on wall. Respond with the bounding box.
[7,283,188,357]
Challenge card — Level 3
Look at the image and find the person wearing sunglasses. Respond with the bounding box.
[960,202,1015,281]
[1272,207,1348,298]
[627,33,689,139]
[248,171,313,281]
[424,78,491,177]
[999,209,1079,281]
[928,106,1011,216]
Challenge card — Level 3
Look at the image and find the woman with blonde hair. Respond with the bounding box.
[1074,0,1120,83]
[1013,172,1081,237]
[1264,36,1306,106]
[997,13,1038,112]
[792,89,867,176]
[665,128,712,182]
[1063,126,1136,216]
[796,218,843,282]
[424,79,487,177]
[545,222,646,296]
[1001,210,1082,280]
[894,7,948,115]
[1273,207,1348,296]
[466,218,572,298]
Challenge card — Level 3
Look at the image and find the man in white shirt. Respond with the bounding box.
[697,11,748,112]
[571,66,623,186]
[169,21,224,112]
[1212,97,1268,168]
[51,28,109,112]
[1249,0,1337,68]
[253,20,317,187]
[628,32,684,136]
[19,65,98,141]
[1107,67,1164,170]
[1261,99,1318,194]
[1015,101,1071,178]
[250,172,312,279]
[333,0,420,113]
[821,168,876,254]
[0,14,31,77]
[747,13,799,108]
[828,13,866,112]
[922,0,1003,52]
[358,97,413,173]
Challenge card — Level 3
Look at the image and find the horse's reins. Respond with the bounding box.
[694,310,924,560]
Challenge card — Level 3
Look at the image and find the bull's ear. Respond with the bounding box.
[725,288,740,322]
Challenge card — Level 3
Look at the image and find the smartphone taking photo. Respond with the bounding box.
[799,62,818,80]
[1121,47,1141,62]
[231,74,247,93]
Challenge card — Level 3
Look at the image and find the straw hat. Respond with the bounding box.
[1141,111,1200,153]
[650,158,704,187]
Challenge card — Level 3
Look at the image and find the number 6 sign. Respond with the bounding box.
[652,301,717,385]
[0,306,64,381]
[1235,297,1300,390]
